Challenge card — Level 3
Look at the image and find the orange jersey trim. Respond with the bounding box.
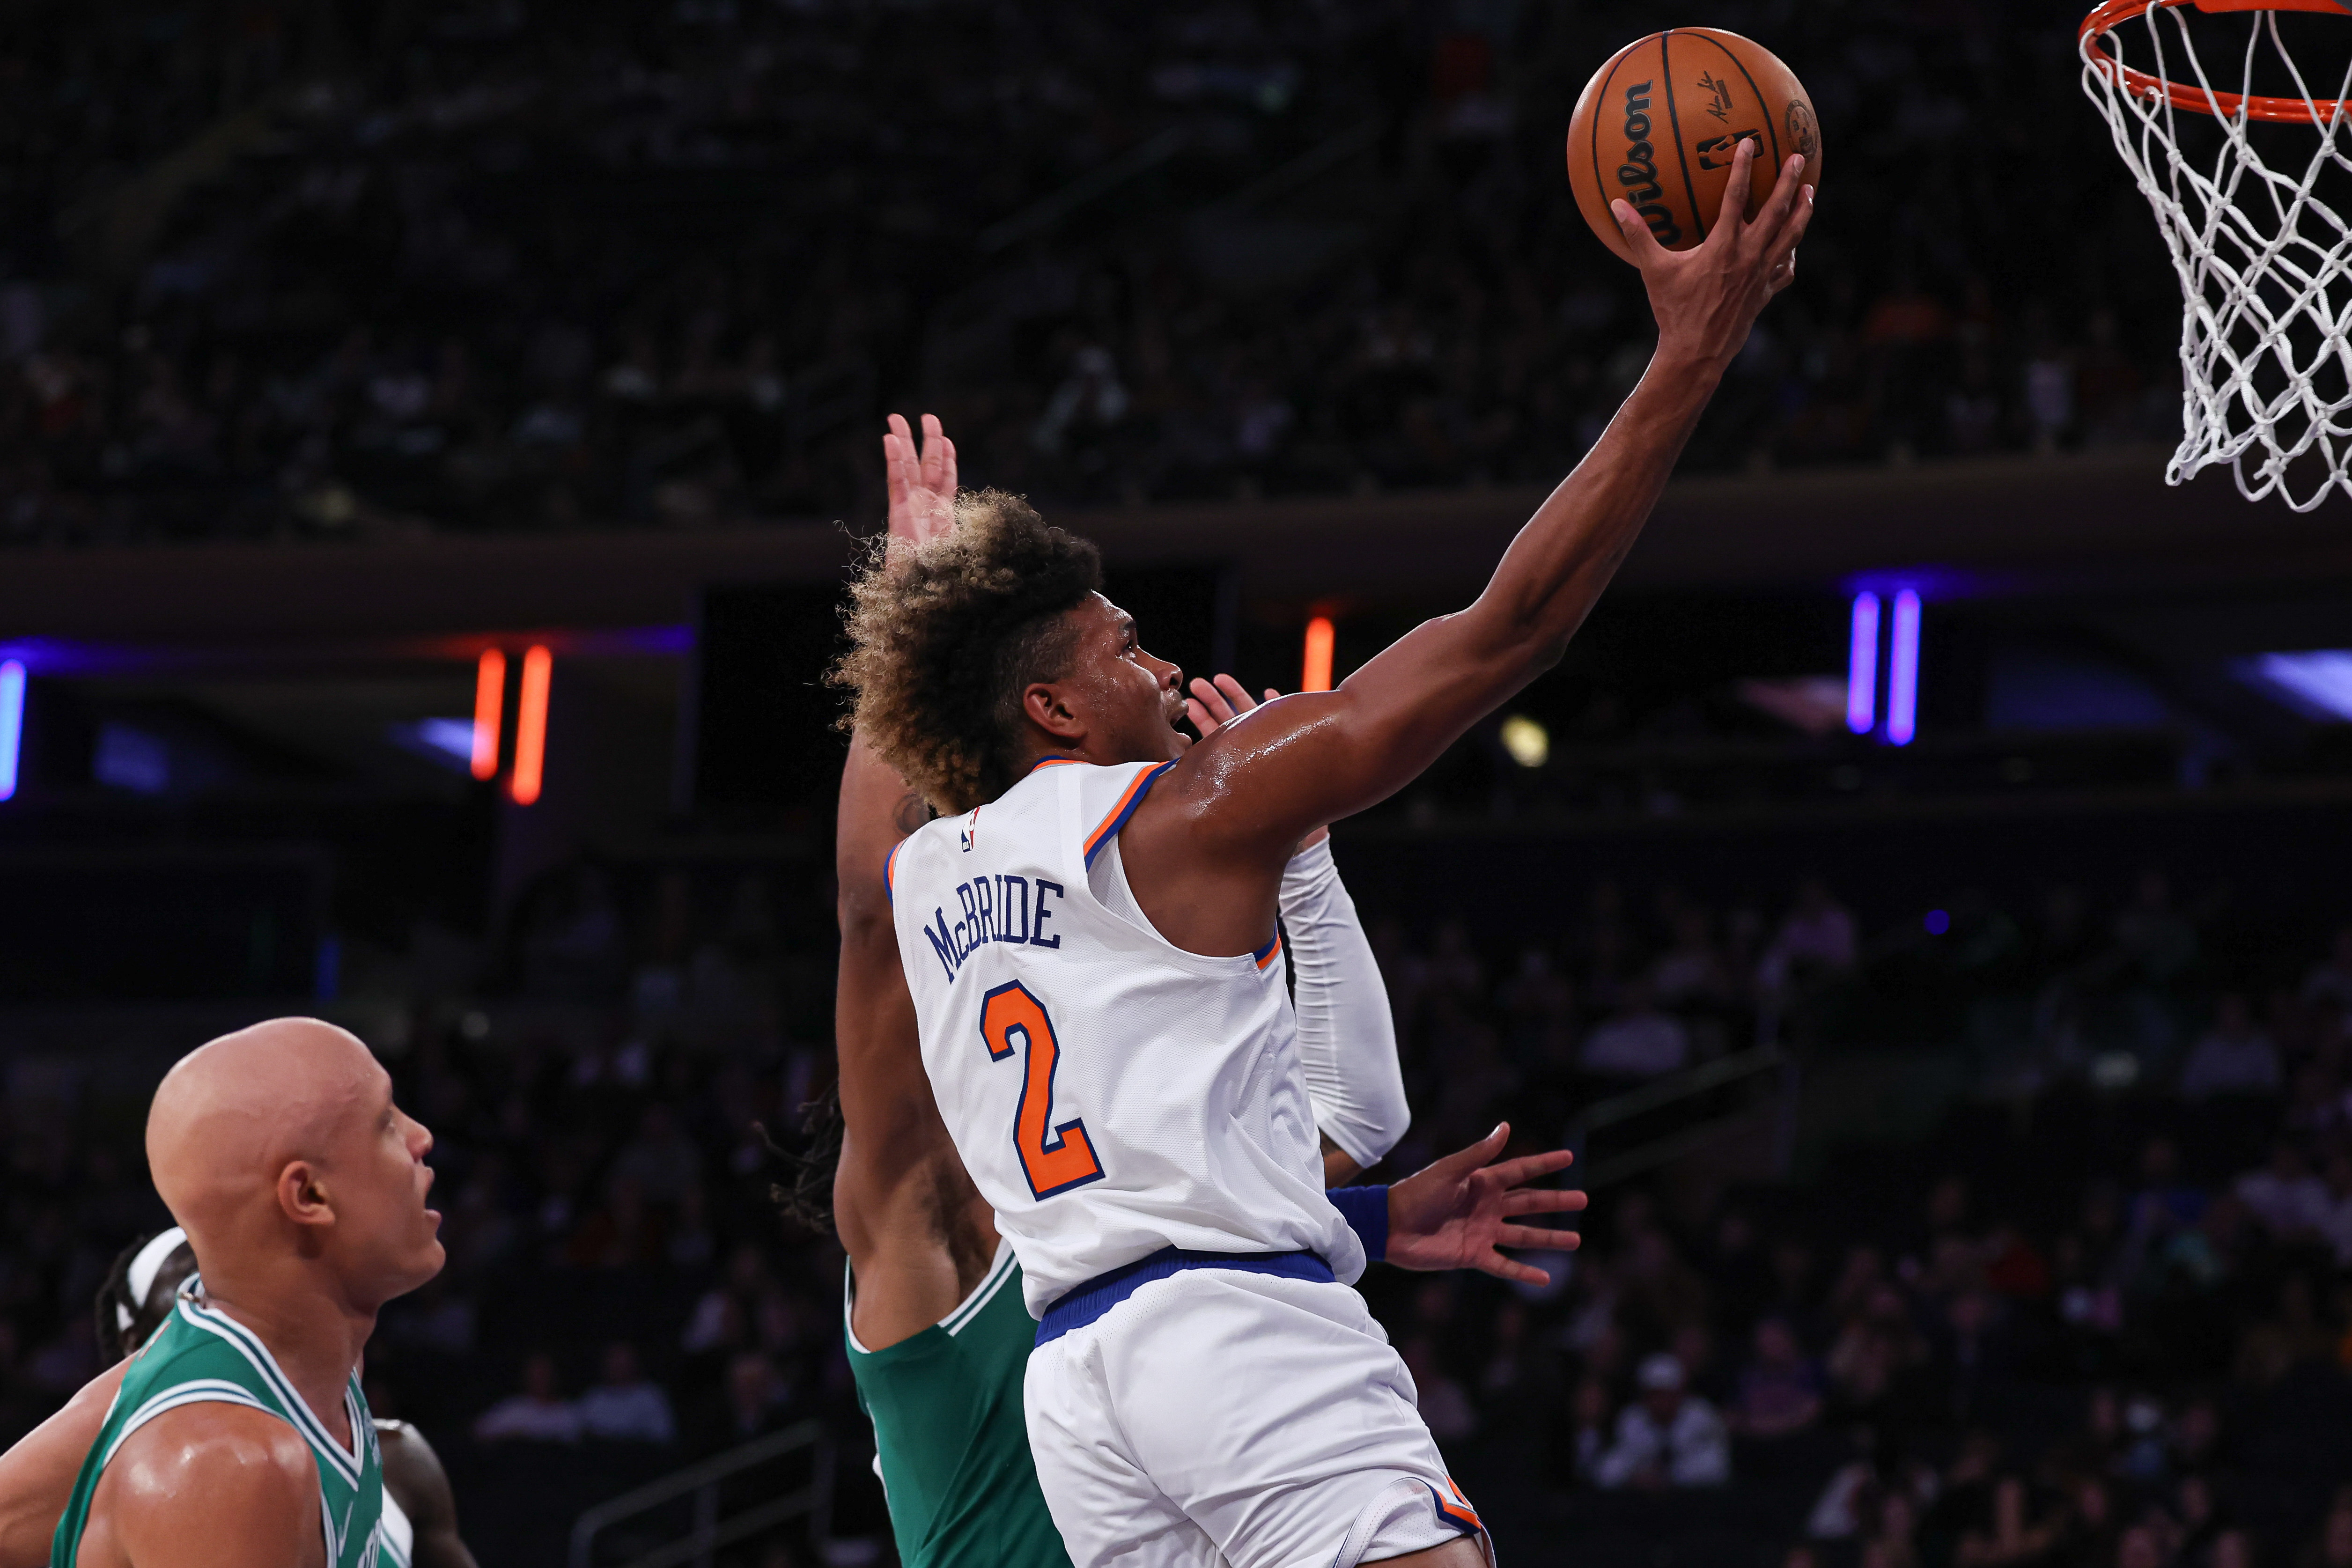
[1434,1477,1482,1532]
[1082,761,1174,867]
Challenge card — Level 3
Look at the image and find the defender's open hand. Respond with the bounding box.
[1385,1123,1585,1287]
[1612,137,1814,375]
[882,412,957,549]
[1184,673,1279,738]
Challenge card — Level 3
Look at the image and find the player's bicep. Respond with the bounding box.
[836,735,928,923]
[1176,621,1519,848]
[832,932,951,1252]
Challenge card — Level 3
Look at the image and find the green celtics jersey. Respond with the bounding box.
[52,1282,384,1568]
[846,1243,1069,1568]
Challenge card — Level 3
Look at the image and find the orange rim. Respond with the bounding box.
[2081,0,2352,123]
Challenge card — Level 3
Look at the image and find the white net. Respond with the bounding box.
[2081,3,2352,511]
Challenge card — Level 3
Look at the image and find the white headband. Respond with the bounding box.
[117,1227,189,1333]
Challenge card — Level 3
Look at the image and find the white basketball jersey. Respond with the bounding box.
[889,757,1365,1317]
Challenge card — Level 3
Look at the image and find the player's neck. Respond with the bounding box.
[1017,732,1164,775]
[199,1266,376,1446]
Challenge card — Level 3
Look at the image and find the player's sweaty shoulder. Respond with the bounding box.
[94,1402,322,1568]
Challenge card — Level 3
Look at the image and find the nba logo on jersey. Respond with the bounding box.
[959,808,981,852]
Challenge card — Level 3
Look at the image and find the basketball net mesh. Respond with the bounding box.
[2081,8,2352,511]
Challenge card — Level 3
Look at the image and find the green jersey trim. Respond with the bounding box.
[103,1380,272,1466]
[845,1239,1019,1355]
[939,1245,1020,1338]
[174,1299,366,1484]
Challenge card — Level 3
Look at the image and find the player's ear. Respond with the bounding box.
[1022,682,1086,746]
[276,1160,336,1230]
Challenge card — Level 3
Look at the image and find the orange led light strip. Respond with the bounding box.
[472,650,507,780]
[1302,616,1335,692]
[510,646,552,804]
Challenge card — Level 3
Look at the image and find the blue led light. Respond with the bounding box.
[1924,909,1950,935]
[1887,589,1921,746]
[0,660,22,802]
[1847,593,1880,735]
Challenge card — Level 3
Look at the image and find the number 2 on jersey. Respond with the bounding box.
[979,981,1105,1199]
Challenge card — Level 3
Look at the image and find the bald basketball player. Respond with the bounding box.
[78,1228,477,1568]
[15,1019,441,1568]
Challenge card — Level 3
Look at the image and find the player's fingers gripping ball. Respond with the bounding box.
[1567,27,1821,264]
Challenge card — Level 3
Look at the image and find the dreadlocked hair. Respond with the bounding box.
[832,490,1103,816]
[760,1081,844,1237]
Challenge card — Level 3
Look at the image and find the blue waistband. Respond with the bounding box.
[1034,1247,1334,1347]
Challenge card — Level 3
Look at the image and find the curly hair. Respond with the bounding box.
[832,489,1103,815]
[760,1081,843,1237]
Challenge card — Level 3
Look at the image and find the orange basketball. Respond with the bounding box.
[1566,28,1821,266]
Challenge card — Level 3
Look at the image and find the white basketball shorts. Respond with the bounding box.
[1024,1263,1493,1568]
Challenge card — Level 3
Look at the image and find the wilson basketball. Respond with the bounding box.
[1566,28,1821,266]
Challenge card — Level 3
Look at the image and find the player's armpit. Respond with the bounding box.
[100,1403,321,1568]
[0,1362,125,1568]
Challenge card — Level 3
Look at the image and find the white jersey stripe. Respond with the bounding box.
[102,1382,271,1465]
[940,1242,1021,1336]
[178,1299,362,1482]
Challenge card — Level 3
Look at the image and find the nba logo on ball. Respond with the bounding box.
[1567,28,1822,266]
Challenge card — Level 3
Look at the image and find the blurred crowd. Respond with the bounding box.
[1358,861,2352,1568]
[0,0,2177,545]
[1,848,2347,1565]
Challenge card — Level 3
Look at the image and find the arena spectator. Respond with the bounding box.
[1728,1317,1824,1439]
[1758,879,1859,998]
[1580,978,1692,1079]
[2234,1141,2330,1241]
[696,1350,791,1457]
[2179,993,2283,1099]
[1594,1353,1730,1490]
[578,1340,678,1446]
[472,1352,583,1445]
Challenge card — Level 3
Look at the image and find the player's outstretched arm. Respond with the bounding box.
[1383,1124,1585,1287]
[98,1404,320,1568]
[0,1362,124,1568]
[1188,675,1408,1183]
[1162,139,1813,866]
[834,415,999,1347]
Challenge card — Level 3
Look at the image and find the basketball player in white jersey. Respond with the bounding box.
[834,140,1810,1568]
[822,415,1589,1568]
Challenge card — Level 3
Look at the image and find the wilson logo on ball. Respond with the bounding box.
[1615,81,1682,247]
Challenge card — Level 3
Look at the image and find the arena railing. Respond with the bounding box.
[1566,1045,1799,1189]
[568,1421,834,1568]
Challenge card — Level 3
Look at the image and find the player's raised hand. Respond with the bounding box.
[1383,1123,1585,1287]
[882,412,957,550]
[1612,136,1814,375]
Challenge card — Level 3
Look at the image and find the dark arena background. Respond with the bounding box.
[6,2,2352,1567]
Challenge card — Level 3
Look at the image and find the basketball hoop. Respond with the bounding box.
[2081,0,2352,511]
